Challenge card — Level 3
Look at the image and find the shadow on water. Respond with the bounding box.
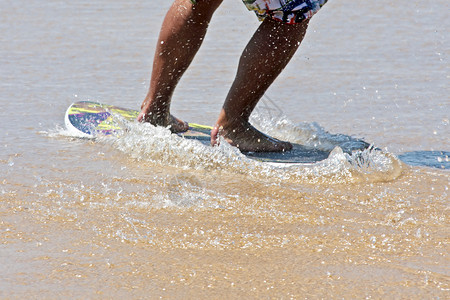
[398,151,449,169]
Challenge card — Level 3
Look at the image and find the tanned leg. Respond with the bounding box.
[211,18,310,152]
[138,0,223,132]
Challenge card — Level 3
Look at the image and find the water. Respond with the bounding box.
[1,0,449,298]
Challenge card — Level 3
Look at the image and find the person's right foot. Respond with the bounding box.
[137,110,189,133]
[210,119,292,152]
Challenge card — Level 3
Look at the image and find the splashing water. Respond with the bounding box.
[65,112,405,185]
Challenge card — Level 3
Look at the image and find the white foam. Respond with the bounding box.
[47,109,403,184]
[92,115,403,184]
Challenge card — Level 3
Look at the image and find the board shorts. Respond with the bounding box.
[243,0,328,24]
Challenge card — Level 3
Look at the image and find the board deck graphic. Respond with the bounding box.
[65,101,369,164]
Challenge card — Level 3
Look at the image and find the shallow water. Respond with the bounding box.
[1,0,449,298]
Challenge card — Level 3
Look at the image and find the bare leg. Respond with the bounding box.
[211,18,310,152]
[138,0,223,132]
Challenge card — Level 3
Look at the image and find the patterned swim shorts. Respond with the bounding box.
[242,0,328,24]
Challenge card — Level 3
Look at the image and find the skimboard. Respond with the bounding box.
[65,101,370,164]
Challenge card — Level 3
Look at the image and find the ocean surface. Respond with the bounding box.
[1,0,448,298]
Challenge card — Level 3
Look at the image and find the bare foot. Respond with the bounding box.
[137,111,189,133]
[211,119,292,152]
